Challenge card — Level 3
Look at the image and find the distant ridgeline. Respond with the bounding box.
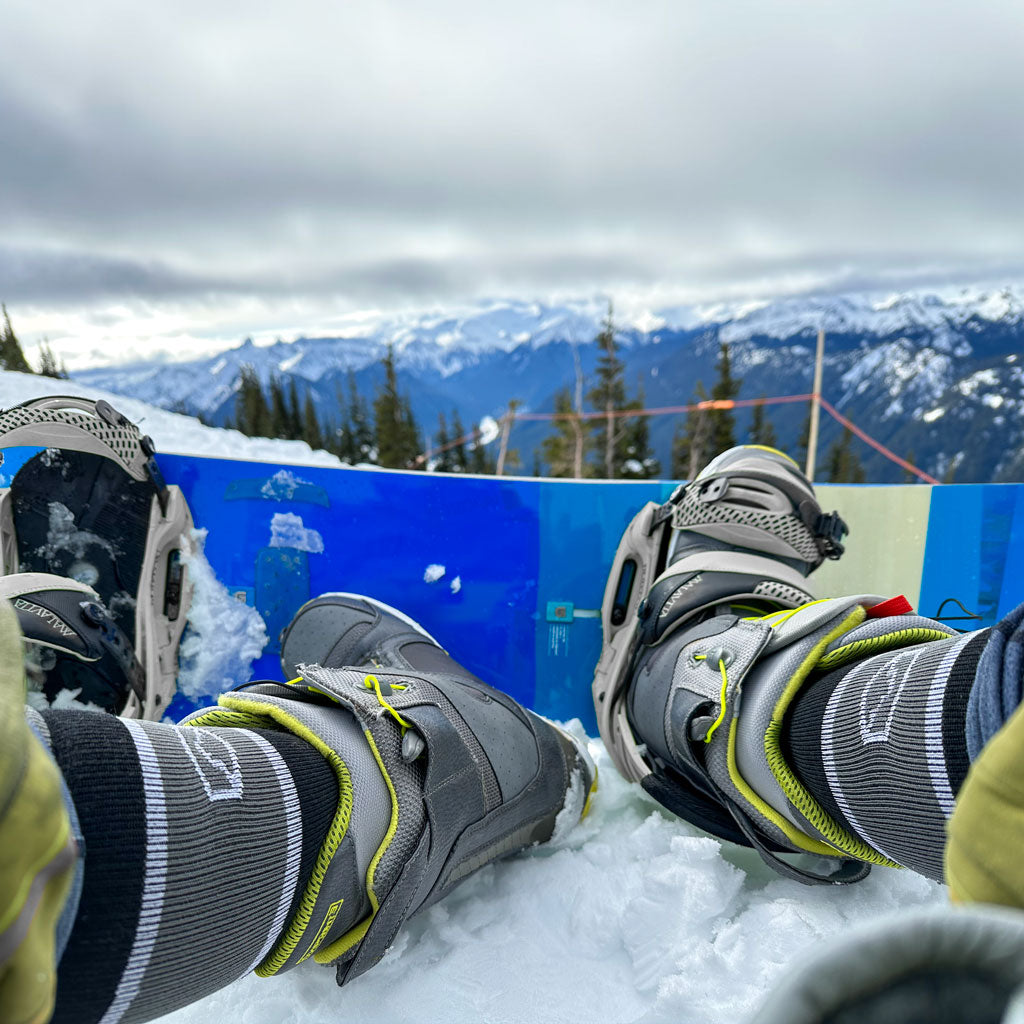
[71,289,1024,483]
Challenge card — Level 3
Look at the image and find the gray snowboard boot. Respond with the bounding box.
[188,592,596,984]
[280,591,451,679]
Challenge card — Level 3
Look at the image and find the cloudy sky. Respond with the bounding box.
[2,0,1024,367]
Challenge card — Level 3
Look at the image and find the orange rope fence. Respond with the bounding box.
[818,396,940,485]
[415,391,941,483]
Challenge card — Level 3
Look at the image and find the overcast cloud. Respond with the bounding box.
[2,0,1023,366]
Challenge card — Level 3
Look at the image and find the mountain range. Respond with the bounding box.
[72,286,1024,483]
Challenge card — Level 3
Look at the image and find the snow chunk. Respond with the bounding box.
[260,469,313,501]
[40,501,121,563]
[269,512,324,553]
[176,529,268,700]
[450,575,462,594]
[478,416,500,446]
[423,564,446,583]
[25,686,108,714]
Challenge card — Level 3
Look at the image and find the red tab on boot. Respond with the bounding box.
[866,595,913,618]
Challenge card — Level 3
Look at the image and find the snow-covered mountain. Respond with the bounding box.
[73,285,1024,483]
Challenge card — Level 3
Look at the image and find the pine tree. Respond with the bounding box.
[373,347,421,469]
[302,391,323,451]
[618,385,659,479]
[824,428,866,483]
[449,410,469,472]
[587,303,628,478]
[268,376,291,438]
[434,412,453,472]
[469,423,495,474]
[0,306,32,373]
[235,365,272,437]
[671,382,711,479]
[707,340,739,457]
[37,339,68,379]
[749,398,778,448]
[287,379,303,440]
[542,388,585,478]
[796,406,812,468]
[337,370,374,464]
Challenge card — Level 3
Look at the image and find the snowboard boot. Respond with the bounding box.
[182,647,596,984]
[280,591,448,679]
[0,599,76,1024]
[0,573,145,715]
[622,592,963,883]
[0,396,194,719]
[594,445,848,785]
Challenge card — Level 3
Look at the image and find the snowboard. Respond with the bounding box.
[7,443,1024,732]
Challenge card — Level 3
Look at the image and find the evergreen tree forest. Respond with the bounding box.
[0,305,68,376]
[539,303,659,480]
[231,348,496,473]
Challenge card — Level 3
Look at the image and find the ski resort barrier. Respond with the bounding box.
[144,455,1024,732]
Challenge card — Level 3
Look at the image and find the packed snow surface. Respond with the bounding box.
[5,378,950,1022]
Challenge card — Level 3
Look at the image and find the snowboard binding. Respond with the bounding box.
[593,445,848,784]
[0,396,194,719]
[0,572,145,715]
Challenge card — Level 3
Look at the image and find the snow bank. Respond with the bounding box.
[0,371,343,467]
[159,724,944,1024]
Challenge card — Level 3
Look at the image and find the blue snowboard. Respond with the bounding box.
[6,444,1024,731]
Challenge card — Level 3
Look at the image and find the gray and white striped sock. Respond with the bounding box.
[44,706,386,1024]
[782,629,987,880]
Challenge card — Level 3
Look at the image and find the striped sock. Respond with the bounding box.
[40,707,384,1024]
[782,630,987,879]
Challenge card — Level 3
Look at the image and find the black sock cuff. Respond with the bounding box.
[45,710,147,1024]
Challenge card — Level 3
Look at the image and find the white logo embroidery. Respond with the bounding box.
[858,648,923,744]
[177,730,244,801]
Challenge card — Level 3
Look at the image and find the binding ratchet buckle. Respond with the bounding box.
[813,511,849,560]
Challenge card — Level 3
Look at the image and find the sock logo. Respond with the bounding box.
[177,729,244,801]
[858,648,924,744]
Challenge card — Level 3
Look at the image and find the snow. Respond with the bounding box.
[0,371,343,467]
[423,563,446,583]
[450,575,462,594]
[175,529,268,703]
[478,415,501,446]
[269,512,325,554]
